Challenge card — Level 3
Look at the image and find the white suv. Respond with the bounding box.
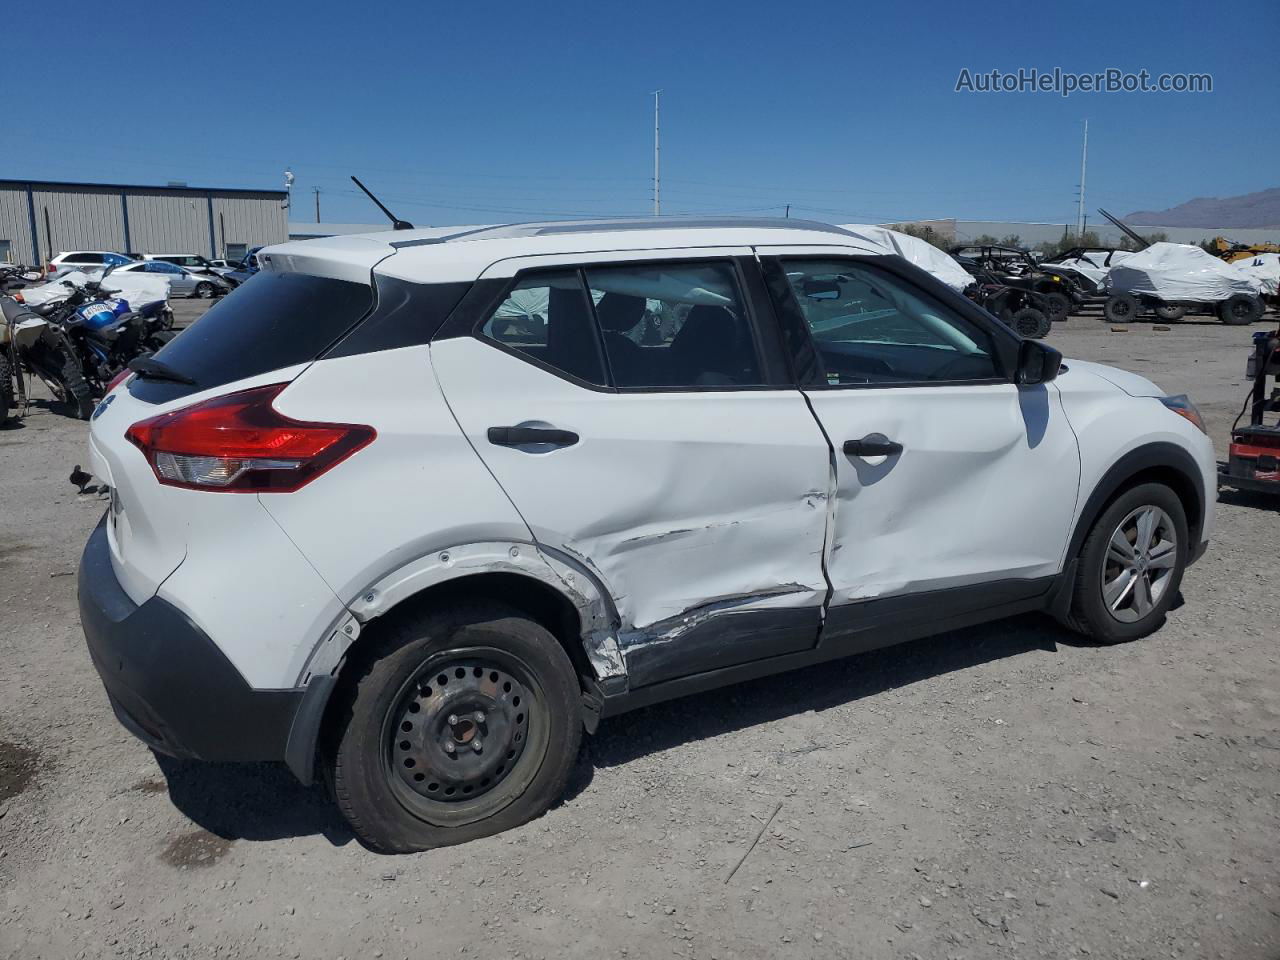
[78,219,1215,852]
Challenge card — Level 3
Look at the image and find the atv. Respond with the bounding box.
[950,244,1082,323]
[957,258,1053,338]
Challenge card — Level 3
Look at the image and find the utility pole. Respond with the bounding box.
[314,187,321,223]
[1076,119,1088,237]
[652,89,661,216]
[785,204,790,218]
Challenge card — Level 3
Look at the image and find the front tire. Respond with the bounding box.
[1104,293,1139,323]
[1010,307,1050,339]
[0,352,13,424]
[330,602,582,853]
[194,281,215,299]
[1065,483,1188,644]
[1219,293,1263,325]
[58,355,95,420]
[1041,291,1070,322]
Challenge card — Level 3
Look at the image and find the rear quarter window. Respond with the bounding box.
[128,271,374,404]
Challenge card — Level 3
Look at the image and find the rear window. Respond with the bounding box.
[128,271,373,403]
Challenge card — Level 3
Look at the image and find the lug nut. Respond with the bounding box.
[447,714,459,727]
[474,711,486,725]
[444,741,456,755]
[472,739,484,753]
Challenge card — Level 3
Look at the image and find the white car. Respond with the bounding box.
[77,218,1215,852]
[48,250,133,276]
[111,259,229,298]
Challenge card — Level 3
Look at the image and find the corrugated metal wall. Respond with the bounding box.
[0,181,288,265]
[127,190,212,255]
[0,186,35,263]
[33,187,126,259]
[212,193,289,258]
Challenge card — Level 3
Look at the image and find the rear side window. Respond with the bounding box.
[129,271,373,403]
[481,271,607,386]
[69,252,104,264]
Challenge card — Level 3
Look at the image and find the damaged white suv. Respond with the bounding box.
[78,219,1215,852]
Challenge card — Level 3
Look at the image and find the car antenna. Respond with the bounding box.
[350,176,414,230]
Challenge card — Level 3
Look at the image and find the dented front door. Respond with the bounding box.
[430,248,831,688]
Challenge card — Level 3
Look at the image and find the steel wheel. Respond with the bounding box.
[380,649,544,826]
[1101,505,1178,623]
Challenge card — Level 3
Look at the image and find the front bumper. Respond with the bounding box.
[78,516,304,763]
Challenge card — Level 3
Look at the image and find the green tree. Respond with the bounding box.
[887,222,951,251]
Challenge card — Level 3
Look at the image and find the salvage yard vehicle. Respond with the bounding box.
[1103,242,1267,325]
[113,259,229,298]
[77,218,1216,852]
[1042,247,1133,299]
[956,257,1052,337]
[949,244,1080,322]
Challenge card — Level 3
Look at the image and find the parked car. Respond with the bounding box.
[222,246,264,286]
[111,259,229,298]
[48,251,133,278]
[143,253,237,279]
[207,259,239,271]
[78,218,1215,853]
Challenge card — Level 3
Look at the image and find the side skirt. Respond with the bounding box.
[596,576,1058,719]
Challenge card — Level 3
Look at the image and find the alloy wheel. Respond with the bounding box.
[1100,505,1177,623]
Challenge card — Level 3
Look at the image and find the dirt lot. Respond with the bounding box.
[2,300,1278,960]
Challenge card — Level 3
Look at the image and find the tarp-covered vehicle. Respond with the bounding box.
[1104,242,1267,325]
[1043,248,1133,298]
[839,225,974,293]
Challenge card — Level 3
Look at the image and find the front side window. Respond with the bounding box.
[783,259,1000,386]
[482,271,607,386]
[584,261,761,389]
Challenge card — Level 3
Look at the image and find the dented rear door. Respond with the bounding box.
[430,247,831,688]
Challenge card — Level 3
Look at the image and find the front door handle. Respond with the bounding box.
[843,434,903,457]
[487,426,579,448]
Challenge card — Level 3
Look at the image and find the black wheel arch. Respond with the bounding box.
[1066,442,1205,565]
[289,571,596,786]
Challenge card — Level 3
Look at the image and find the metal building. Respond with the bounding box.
[0,179,288,268]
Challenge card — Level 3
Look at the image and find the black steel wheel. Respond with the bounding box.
[1219,294,1263,326]
[382,652,542,821]
[330,601,582,853]
[1104,293,1139,323]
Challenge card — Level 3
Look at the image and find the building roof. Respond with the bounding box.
[0,177,287,197]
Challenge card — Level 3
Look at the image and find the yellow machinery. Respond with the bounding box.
[1212,236,1280,263]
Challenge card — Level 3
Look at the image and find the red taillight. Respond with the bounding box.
[104,369,132,394]
[124,383,375,493]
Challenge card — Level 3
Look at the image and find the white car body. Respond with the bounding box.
[77,218,1215,845]
[48,250,134,277]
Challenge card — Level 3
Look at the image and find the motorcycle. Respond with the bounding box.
[1,295,95,421]
[2,268,176,422]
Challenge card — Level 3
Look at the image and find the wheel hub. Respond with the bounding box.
[1101,505,1177,623]
[389,660,530,803]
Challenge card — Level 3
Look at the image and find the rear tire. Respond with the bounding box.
[1010,307,1050,339]
[0,353,13,424]
[1041,291,1070,322]
[329,602,582,853]
[58,356,95,420]
[1218,294,1263,325]
[1153,303,1187,322]
[1064,483,1188,644]
[1104,293,1139,323]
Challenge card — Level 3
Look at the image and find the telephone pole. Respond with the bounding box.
[1076,119,1088,237]
[652,90,662,216]
[314,187,321,223]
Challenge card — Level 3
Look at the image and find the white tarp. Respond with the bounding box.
[16,270,171,308]
[840,224,973,293]
[1049,250,1132,287]
[1106,242,1264,301]
[1230,253,1280,296]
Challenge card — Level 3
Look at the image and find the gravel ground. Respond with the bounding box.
[1,300,1278,960]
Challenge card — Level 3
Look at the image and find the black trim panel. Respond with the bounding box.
[625,605,821,689]
[325,275,472,358]
[78,516,303,763]
[599,575,1061,718]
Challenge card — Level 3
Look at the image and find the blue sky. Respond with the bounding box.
[5,0,1275,227]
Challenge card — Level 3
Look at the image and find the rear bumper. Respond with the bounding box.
[78,516,303,763]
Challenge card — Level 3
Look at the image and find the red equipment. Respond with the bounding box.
[1219,328,1280,495]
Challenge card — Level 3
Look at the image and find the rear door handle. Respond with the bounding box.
[487,426,579,448]
[843,435,903,457]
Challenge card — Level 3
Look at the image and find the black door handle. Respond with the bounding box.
[487,426,579,448]
[843,435,903,457]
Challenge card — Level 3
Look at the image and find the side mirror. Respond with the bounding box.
[1016,339,1062,385]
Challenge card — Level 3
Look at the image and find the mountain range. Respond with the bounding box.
[1127,187,1280,228]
